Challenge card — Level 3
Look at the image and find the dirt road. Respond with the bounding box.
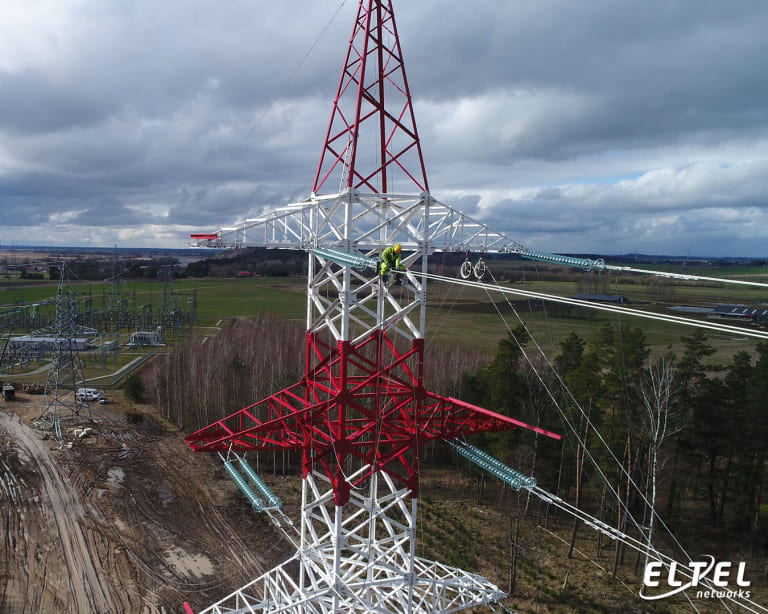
[0,411,118,613]
[0,395,293,613]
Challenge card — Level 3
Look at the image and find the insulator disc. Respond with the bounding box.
[460,260,473,279]
[473,260,487,280]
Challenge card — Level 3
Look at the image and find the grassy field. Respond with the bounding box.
[625,263,768,278]
[0,278,307,322]
[425,302,756,362]
[423,273,765,361]
[186,278,306,323]
[1,271,764,365]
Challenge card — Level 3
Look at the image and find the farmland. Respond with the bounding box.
[3,266,766,360]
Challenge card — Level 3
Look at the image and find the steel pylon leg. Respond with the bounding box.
[198,467,505,613]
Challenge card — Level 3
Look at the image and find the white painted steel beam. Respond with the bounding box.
[188,191,525,255]
[198,469,505,614]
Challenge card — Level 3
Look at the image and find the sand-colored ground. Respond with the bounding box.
[0,392,294,613]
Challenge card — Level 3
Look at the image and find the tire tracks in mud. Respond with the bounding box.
[73,431,270,609]
[1,403,293,613]
[0,411,117,614]
[137,441,267,588]
[1,423,58,614]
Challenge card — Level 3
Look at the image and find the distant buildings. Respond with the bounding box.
[10,336,90,351]
[571,293,629,304]
[667,306,714,314]
[127,330,164,347]
[708,304,768,324]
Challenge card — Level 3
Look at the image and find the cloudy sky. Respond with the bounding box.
[1,0,767,255]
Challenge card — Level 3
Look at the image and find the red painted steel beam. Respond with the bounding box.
[186,330,560,505]
[312,0,428,194]
[189,233,218,240]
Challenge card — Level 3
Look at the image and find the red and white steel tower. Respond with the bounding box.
[186,1,560,611]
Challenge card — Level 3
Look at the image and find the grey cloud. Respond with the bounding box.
[0,198,56,227]
[535,189,562,201]
[0,70,112,134]
[71,199,164,227]
[167,183,300,227]
[405,2,768,162]
[0,1,766,253]
[449,194,481,215]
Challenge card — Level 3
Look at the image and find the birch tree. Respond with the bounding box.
[640,356,680,570]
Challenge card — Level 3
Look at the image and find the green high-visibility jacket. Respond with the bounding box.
[380,246,404,275]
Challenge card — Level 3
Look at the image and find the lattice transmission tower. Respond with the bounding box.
[185,1,560,612]
[39,264,92,438]
[104,247,129,331]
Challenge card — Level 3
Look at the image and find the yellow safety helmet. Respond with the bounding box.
[393,243,402,254]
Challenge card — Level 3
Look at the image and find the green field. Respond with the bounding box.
[624,263,768,278]
[176,278,306,323]
[0,278,307,321]
[2,271,764,364]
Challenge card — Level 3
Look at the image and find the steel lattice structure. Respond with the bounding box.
[188,192,526,254]
[313,0,428,195]
[196,468,507,614]
[39,265,92,437]
[185,1,560,612]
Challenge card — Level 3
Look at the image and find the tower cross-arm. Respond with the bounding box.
[189,193,527,254]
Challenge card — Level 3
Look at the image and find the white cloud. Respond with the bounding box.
[426,88,594,162]
[439,159,768,255]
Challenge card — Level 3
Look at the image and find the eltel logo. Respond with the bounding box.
[640,556,751,601]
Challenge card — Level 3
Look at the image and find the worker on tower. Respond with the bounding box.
[380,243,405,284]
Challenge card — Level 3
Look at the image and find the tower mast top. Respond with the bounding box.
[312,0,428,195]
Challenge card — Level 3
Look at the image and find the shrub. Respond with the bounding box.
[124,374,145,403]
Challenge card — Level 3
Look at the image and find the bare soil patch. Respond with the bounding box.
[0,393,294,613]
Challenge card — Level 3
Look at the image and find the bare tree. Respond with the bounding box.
[639,357,681,571]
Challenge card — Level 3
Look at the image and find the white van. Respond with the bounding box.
[76,388,104,402]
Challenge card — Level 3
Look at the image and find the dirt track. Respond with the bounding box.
[0,394,296,613]
[0,411,116,612]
